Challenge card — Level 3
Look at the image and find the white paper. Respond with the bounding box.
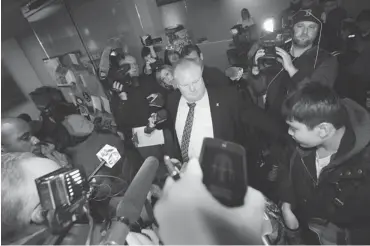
[132,127,164,147]
[100,96,111,114]
[90,95,102,112]
[69,54,79,65]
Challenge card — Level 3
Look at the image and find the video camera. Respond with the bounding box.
[259,17,292,60]
[36,168,90,234]
[140,35,163,47]
[33,153,159,245]
[35,145,123,236]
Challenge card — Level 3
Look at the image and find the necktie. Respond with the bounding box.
[180,102,196,163]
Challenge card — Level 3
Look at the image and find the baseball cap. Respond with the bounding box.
[292,8,323,26]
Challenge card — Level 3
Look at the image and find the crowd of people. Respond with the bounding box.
[2,0,370,244]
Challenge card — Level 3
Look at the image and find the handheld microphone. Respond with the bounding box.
[100,156,159,245]
[144,109,168,134]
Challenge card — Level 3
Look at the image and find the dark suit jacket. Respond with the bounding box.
[165,87,246,160]
[203,66,230,87]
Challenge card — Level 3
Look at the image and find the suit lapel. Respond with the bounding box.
[208,89,222,138]
[168,91,182,124]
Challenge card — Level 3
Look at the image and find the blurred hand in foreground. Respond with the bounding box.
[154,158,266,245]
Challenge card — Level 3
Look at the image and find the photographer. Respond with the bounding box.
[141,45,162,76]
[251,8,338,120]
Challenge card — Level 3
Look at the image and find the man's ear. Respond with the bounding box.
[316,123,335,139]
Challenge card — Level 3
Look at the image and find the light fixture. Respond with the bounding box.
[263,18,275,33]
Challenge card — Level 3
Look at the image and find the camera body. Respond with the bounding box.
[259,28,292,60]
[140,35,163,47]
[35,168,89,234]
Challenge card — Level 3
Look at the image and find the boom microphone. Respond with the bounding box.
[100,156,159,245]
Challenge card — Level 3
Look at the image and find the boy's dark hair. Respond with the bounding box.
[181,44,202,58]
[141,46,151,59]
[282,82,347,129]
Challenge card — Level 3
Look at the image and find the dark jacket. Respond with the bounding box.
[322,7,347,52]
[269,47,338,117]
[110,75,167,133]
[279,99,370,244]
[249,47,338,138]
[203,66,230,87]
[165,86,246,161]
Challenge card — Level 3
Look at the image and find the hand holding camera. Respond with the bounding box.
[254,49,266,64]
[254,47,298,77]
[275,47,298,77]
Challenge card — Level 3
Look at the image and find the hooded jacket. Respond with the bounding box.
[248,46,338,140]
[265,46,338,118]
[279,99,370,244]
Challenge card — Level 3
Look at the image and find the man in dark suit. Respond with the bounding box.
[181,44,230,87]
[165,59,245,163]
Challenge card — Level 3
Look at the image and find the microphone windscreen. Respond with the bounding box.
[115,156,159,223]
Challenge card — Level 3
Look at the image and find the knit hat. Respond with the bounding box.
[292,8,323,26]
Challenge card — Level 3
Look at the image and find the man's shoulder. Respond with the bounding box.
[304,46,333,58]
[203,66,229,86]
[167,90,181,102]
[207,86,239,101]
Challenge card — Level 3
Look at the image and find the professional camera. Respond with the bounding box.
[140,35,163,47]
[259,18,292,60]
[35,144,125,235]
[33,153,159,245]
[36,167,90,234]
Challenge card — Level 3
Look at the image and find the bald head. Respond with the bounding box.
[173,59,206,103]
[2,153,61,241]
[1,118,34,153]
[174,59,202,81]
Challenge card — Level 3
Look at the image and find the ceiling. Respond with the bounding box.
[1,0,31,40]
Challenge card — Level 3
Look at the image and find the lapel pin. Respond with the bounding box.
[216,103,219,107]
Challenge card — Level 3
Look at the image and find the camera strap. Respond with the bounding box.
[266,57,297,93]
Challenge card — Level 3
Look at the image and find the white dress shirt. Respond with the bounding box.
[175,90,214,160]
